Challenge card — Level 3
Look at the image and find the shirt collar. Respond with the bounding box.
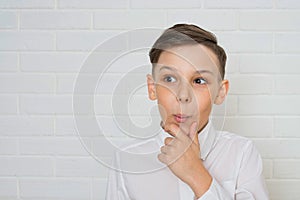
[198,121,216,160]
[156,121,217,161]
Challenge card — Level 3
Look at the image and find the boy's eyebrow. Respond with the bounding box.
[159,66,177,72]
[159,66,214,75]
[194,69,214,75]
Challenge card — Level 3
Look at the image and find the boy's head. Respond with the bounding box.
[149,24,227,80]
[147,24,229,133]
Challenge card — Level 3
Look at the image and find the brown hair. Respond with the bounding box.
[149,24,227,79]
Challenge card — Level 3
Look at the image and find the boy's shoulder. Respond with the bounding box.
[214,129,257,153]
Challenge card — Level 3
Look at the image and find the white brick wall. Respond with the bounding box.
[0,0,299,199]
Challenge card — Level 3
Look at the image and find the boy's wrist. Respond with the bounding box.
[187,161,212,198]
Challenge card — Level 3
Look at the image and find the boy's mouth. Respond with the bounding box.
[173,114,191,123]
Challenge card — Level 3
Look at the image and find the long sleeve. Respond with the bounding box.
[197,141,269,200]
[235,141,269,199]
[105,153,130,200]
[196,179,232,200]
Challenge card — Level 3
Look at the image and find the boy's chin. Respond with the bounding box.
[176,123,191,134]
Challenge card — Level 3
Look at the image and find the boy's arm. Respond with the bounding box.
[158,122,213,197]
[158,123,268,199]
[235,141,269,199]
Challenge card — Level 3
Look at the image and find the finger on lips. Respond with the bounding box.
[164,125,178,137]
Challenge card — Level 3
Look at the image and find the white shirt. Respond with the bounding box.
[106,121,269,200]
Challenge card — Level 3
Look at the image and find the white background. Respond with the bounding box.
[0,0,300,199]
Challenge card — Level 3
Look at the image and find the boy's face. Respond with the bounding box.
[147,44,229,133]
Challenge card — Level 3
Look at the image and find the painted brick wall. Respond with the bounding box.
[0,0,300,199]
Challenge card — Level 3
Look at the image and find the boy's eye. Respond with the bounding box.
[164,76,177,83]
[194,78,207,85]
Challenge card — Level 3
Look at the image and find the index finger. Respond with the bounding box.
[164,123,191,141]
[163,123,180,138]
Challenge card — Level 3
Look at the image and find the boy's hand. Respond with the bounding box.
[158,122,212,198]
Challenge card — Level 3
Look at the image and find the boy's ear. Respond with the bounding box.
[147,74,157,100]
[214,80,229,105]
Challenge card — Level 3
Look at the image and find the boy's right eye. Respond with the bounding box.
[163,76,177,83]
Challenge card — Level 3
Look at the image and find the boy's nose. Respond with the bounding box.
[177,83,192,103]
[178,96,190,103]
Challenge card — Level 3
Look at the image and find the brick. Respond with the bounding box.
[274,75,300,94]
[55,116,77,135]
[240,11,300,31]
[55,157,108,177]
[58,0,128,8]
[56,115,140,137]
[239,95,300,115]
[211,95,238,116]
[276,0,300,8]
[0,53,18,72]
[253,139,300,158]
[204,0,273,9]
[127,29,164,52]
[274,117,300,137]
[20,52,87,72]
[0,74,55,93]
[97,73,148,95]
[0,11,17,29]
[0,157,53,176]
[68,115,105,137]
[92,179,107,200]
[167,10,237,31]
[91,137,133,158]
[56,73,134,95]
[217,32,272,53]
[228,75,273,95]
[266,180,300,200]
[20,178,90,199]
[222,117,273,137]
[225,54,239,74]
[104,52,150,73]
[94,94,157,116]
[0,138,18,155]
[0,178,17,199]
[0,95,18,114]
[20,95,73,114]
[131,0,201,8]
[19,137,89,156]
[0,0,54,8]
[56,74,76,94]
[56,31,124,51]
[273,160,300,178]
[0,31,54,51]
[239,55,300,74]
[262,159,272,179]
[21,11,91,30]
[97,116,153,138]
[94,10,166,30]
[275,33,300,53]
[0,116,54,136]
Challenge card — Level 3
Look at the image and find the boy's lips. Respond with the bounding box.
[173,114,191,123]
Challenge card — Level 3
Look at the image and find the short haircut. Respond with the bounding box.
[149,24,227,79]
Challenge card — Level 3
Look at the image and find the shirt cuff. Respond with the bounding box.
[195,178,231,200]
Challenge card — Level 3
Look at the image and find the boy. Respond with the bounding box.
[106,24,269,199]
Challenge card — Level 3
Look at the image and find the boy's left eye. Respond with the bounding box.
[193,78,207,85]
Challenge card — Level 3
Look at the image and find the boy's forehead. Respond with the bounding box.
[155,44,220,76]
